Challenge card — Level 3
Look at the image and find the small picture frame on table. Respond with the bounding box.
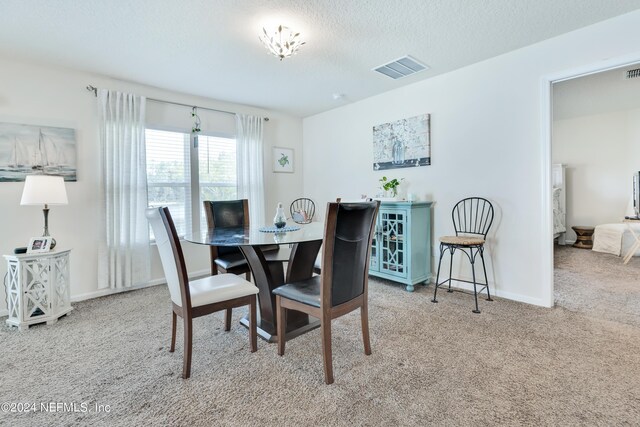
[27,237,52,254]
[273,147,294,173]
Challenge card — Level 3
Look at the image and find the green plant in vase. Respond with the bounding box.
[379,176,404,198]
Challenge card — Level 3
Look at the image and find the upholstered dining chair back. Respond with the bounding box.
[452,197,494,239]
[203,199,249,256]
[146,207,189,308]
[321,200,380,307]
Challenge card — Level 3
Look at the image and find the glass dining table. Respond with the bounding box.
[185,222,324,342]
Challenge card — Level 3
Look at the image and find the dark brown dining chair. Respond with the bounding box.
[146,206,258,379]
[272,200,380,384]
[203,199,281,281]
[431,197,494,313]
[290,198,316,224]
[203,199,252,279]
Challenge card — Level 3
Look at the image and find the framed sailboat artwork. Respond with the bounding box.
[0,122,77,182]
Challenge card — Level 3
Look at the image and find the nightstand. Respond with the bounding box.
[3,249,72,330]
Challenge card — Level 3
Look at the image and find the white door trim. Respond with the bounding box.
[540,51,640,308]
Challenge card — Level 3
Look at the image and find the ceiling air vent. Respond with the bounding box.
[626,68,640,79]
[373,55,429,80]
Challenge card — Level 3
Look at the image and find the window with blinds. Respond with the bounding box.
[145,129,237,238]
[197,135,237,230]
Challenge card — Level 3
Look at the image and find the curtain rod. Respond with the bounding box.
[85,85,269,121]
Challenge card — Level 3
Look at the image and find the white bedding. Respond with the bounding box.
[593,223,640,257]
[552,164,566,243]
[553,187,566,236]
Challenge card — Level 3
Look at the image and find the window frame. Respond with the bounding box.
[145,125,237,239]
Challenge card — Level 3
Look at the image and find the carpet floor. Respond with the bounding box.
[1,248,640,426]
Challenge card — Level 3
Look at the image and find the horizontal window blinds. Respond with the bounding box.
[198,135,237,230]
[145,129,191,236]
[145,129,237,238]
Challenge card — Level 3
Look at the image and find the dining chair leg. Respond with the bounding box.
[170,311,177,353]
[249,295,257,353]
[276,295,286,356]
[182,317,193,379]
[479,248,493,301]
[360,303,372,355]
[321,315,334,385]
[224,308,232,332]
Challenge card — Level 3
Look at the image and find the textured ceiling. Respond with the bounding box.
[554,64,640,120]
[1,0,640,117]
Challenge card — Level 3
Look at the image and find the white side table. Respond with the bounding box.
[3,249,72,330]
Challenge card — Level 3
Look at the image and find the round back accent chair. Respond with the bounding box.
[431,197,494,313]
[290,198,316,224]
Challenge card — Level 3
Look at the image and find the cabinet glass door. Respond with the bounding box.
[52,255,70,310]
[370,223,379,270]
[379,210,408,278]
[22,260,50,320]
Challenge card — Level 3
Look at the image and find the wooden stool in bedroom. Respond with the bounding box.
[572,226,595,249]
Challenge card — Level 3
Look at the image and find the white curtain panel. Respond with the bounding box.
[97,89,150,289]
[236,114,265,226]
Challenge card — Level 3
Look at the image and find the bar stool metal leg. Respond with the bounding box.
[471,248,480,314]
[447,247,455,293]
[432,243,445,303]
[479,247,492,301]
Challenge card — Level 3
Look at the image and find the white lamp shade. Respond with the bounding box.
[20,175,68,206]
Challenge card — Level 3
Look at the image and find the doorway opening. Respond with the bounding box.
[543,55,640,321]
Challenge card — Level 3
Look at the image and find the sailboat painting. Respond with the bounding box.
[0,122,77,182]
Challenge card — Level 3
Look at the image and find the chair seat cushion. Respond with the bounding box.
[272,276,321,308]
[214,252,248,270]
[440,235,485,246]
[189,274,258,308]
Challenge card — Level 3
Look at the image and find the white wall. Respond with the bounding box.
[303,10,640,306]
[0,56,303,315]
[553,109,640,241]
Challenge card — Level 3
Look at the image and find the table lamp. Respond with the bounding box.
[20,175,68,249]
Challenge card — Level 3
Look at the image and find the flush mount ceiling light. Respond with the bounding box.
[259,25,305,61]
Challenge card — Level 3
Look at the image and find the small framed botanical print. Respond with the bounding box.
[273,147,294,173]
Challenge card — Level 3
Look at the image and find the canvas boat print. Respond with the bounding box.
[0,122,77,182]
[373,114,430,170]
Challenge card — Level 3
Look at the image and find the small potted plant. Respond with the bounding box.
[379,176,404,198]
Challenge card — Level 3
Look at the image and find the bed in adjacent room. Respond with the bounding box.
[553,164,566,245]
[593,221,640,262]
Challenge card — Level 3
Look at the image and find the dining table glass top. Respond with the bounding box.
[185,221,324,246]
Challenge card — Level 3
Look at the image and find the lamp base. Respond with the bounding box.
[42,206,57,250]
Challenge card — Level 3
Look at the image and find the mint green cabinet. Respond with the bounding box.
[369,201,432,292]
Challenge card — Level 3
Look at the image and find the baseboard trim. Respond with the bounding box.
[70,268,211,303]
[434,280,548,307]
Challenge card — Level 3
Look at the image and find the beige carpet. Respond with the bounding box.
[1,251,640,426]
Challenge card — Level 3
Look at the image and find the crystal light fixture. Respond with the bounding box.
[259,25,305,61]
